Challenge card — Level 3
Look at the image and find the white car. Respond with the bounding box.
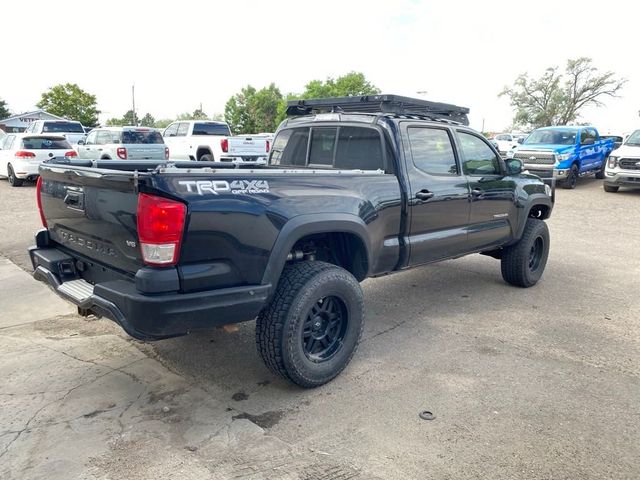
[24,120,87,146]
[603,129,640,193]
[0,133,76,186]
[76,126,169,161]
[491,133,520,157]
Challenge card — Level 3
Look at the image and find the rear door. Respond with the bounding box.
[121,129,166,160]
[455,130,517,251]
[402,123,471,265]
[21,136,73,162]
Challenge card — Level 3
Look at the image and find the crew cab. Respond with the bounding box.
[29,95,554,388]
[24,120,87,146]
[162,120,269,163]
[507,126,614,189]
[603,128,640,192]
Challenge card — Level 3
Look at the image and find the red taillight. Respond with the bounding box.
[137,193,186,266]
[117,147,127,159]
[165,147,170,160]
[265,140,270,153]
[65,150,77,157]
[36,176,47,228]
[15,151,36,158]
[220,138,228,153]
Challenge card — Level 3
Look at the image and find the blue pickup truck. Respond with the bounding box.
[507,126,614,189]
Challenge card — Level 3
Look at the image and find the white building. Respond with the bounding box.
[0,110,66,133]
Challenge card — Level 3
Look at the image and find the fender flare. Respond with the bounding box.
[260,213,373,289]
[515,194,552,239]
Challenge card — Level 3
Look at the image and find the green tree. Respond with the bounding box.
[36,83,100,126]
[0,98,11,119]
[225,84,283,134]
[140,113,155,127]
[154,118,173,129]
[105,110,135,126]
[301,71,380,99]
[500,57,626,129]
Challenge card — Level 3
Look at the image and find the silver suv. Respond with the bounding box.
[604,129,640,192]
[77,126,168,161]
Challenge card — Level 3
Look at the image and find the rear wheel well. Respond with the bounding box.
[288,232,369,281]
[196,148,212,160]
[528,204,550,219]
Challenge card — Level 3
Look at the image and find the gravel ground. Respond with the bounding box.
[0,175,638,479]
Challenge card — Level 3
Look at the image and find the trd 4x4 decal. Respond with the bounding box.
[178,180,270,195]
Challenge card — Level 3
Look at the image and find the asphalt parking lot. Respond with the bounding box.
[1,176,638,479]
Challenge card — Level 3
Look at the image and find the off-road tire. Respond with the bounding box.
[256,261,364,388]
[560,164,578,189]
[501,218,550,288]
[603,184,619,193]
[199,154,214,162]
[7,165,23,187]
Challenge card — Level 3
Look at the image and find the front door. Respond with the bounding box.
[455,130,517,251]
[403,124,471,266]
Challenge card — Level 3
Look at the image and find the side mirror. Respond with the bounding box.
[77,139,85,146]
[517,137,525,144]
[582,137,595,145]
[506,158,523,175]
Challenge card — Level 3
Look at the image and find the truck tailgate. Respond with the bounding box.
[228,136,268,157]
[39,165,143,274]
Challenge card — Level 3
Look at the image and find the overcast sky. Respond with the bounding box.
[2,0,637,133]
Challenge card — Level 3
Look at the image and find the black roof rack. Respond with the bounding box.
[286,94,470,126]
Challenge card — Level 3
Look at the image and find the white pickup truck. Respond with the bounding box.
[162,120,269,163]
[24,120,87,146]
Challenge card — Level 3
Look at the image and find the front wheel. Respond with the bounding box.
[501,218,550,288]
[560,164,578,189]
[7,164,24,187]
[256,261,364,388]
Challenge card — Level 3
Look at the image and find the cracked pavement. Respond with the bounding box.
[0,178,639,479]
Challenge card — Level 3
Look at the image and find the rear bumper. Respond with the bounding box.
[29,246,271,340]
[11,161,40,178]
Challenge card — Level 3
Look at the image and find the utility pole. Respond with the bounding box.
[132,85,137,126]
[481,118,485,133]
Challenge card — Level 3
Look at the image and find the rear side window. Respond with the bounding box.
[21,136,71,149]
[192,123,231,136]
[270,126,385,171]
[122,130,164,144]
[42,122,84,133]
[408,127,458,175]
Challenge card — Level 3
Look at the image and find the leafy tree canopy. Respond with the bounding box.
[37,83,100,127]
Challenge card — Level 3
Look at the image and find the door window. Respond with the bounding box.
[408,127,458,175]
[457,132,501,175]
[164,123,178,137]
[176,123,189,137]
[96,131,112,145]
[84,131,98,145]
[4,135,16,150]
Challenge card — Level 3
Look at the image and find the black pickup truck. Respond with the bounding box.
[29,95,554,387]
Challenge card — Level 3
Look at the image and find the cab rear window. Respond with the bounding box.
[21,137,71,149]
[42,122,85,133]
[192,123,231,136]
[121,130,164,144]
[270,126,388,171]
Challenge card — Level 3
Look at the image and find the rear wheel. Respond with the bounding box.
[595,159,606,179]
[256,261,364,388]
[199,154,214,162]
[603,184,619,193]
[501,218,550,288]
[7,164,23,187]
